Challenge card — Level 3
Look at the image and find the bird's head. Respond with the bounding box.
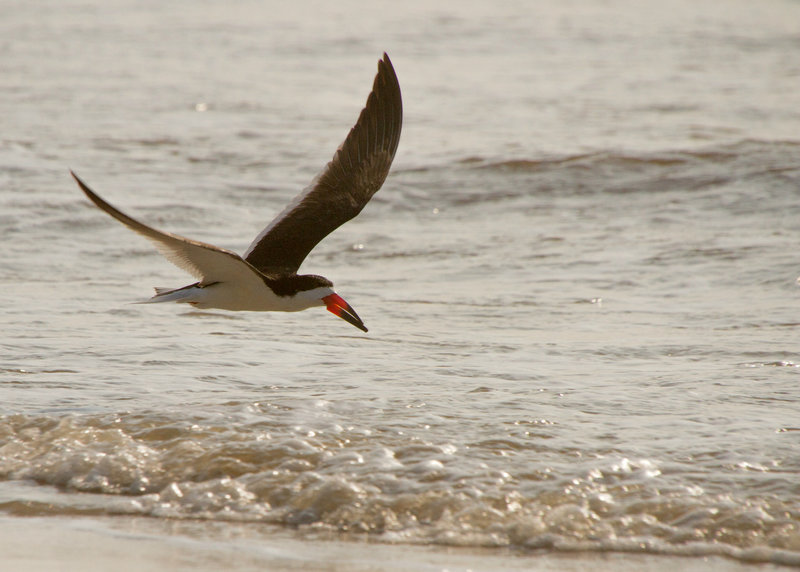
[282,275,368,333]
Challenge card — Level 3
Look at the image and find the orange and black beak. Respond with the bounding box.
[323,293,368,332]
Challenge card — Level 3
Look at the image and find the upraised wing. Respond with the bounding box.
[244,53,403,275]
[71,171,261,287]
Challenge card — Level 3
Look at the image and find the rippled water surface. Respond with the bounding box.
[2,0,800,567]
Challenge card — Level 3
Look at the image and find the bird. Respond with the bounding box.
[70,53,402,333]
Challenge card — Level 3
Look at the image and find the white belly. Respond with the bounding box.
[143,281,330,313]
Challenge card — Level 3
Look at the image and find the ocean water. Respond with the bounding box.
[2,0,800,567]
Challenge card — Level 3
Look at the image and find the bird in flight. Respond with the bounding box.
[71,53,402,333]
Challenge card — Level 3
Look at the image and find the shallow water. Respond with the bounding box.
[2,0,800,566]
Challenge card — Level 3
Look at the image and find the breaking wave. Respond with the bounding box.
[2,410,799,566]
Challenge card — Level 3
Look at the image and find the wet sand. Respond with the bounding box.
[0,515,787,572]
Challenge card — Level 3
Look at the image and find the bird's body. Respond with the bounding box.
[144,278,333,313]
[71,53,403,333]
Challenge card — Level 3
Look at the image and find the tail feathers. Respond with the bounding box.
[135,284,200,304]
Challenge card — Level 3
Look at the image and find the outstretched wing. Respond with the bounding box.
[71,171,260,287]
[244,53,403,275]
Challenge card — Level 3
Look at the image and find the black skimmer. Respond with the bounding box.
[71,53,402,333]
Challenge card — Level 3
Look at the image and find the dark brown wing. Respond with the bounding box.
[244,53,402,275]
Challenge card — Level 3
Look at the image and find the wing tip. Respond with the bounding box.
[70,168,85,189]
[377,52,399,90]
[70,169,104,205]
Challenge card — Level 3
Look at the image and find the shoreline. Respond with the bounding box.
[0,515,789,572]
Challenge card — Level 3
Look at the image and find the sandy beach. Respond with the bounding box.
[0,515,788,572]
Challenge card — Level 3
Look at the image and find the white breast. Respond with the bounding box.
[165,282,332,312]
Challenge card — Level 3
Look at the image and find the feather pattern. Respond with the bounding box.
[244,53,403,275]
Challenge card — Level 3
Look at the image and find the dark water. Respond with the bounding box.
[2,0,800,566]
